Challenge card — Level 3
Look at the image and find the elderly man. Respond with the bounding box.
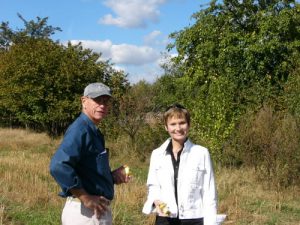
[50,82,128,225]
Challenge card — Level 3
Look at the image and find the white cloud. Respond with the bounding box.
[69,39,113,57]
[71,40,166,83]
[124,63,164,84]
[68,39,165,83]
[70,40,160,65]
[143,30,162,45]
[99,0,168,28]
[111,44,160,64]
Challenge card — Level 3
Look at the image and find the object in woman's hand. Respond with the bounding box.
[159,202,171,216]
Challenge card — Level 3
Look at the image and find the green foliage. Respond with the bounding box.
[186,76,239,161]
[134,122,167,161]
[152,75,187,109]
[117,81,155,143]
[160,0,300,162]
[0,13,61,51]
[228,105,300,188]
[103,81,168,161]
[284,67,300,117]
[0,16,128,137]
[0,39,90,135]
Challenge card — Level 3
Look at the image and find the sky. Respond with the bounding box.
[1,0,209,84]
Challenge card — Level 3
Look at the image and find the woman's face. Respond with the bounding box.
[165,116,190,144]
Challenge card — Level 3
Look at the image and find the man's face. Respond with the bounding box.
[81,95,111,124]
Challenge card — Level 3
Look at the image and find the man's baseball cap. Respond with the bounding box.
[83,82,112,98]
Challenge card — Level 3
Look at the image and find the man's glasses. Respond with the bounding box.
[88,96,111,106]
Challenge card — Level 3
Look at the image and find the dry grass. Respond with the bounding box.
[0,128,61,203]
[0,128,56,150]
[216,167,300,225]
[112,180,156,224]
[0,128,63,224]
[0,128,300,225]
[0,204,4,225]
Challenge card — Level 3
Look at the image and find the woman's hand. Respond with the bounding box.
[154,200,170,217]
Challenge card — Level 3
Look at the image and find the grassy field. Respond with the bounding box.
[0,128,300,225]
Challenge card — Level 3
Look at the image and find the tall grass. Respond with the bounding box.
[0,128,299,224]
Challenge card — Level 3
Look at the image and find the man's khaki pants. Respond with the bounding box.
[62,197,112,225]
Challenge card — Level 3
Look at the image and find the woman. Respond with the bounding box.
[142,104,218,225]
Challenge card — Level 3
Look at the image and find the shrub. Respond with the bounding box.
[228,105,300,188]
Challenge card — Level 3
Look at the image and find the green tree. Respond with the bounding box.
[163,0,300,160]
[117,81,156,143]
[0,16,128,136]
[106,80,166,160]
[283,63,300,118]
[0,13,61,51]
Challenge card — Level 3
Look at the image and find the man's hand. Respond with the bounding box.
[70,188,110,219]
[111,165,131,184]
[81,195,110,219]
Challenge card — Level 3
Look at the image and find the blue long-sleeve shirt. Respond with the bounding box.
[49,113,114,200]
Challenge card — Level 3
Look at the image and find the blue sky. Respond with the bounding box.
[1,0,209,84]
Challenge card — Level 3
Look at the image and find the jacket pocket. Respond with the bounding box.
[188,165,206,189]
[96,151,110,172]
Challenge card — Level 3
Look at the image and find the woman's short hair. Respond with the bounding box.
[163,103,190,126]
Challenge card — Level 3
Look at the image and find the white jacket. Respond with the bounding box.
[142,138,218,225]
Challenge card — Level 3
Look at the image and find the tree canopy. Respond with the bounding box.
[0,15,128,136]
[159,0,300,160]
